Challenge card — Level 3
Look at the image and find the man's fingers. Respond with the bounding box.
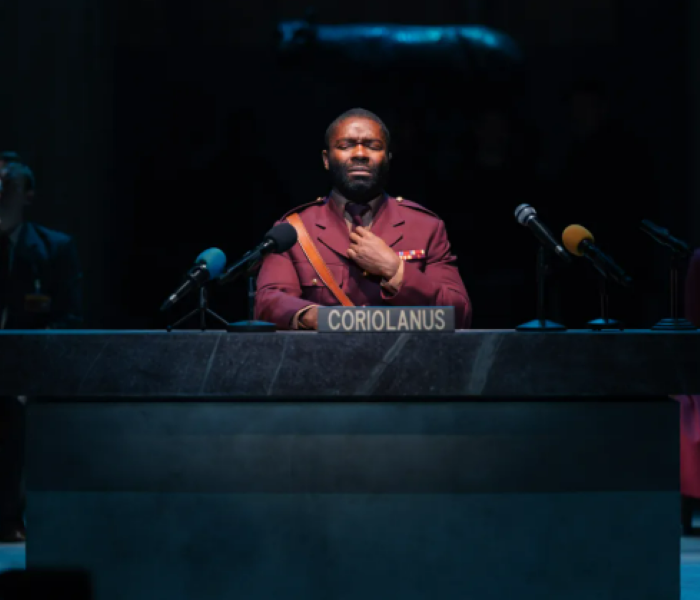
[354,226,371,237]
[349,231,361,243]
[347,248,357,259]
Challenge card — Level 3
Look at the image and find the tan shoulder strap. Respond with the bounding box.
[286,213,354,307]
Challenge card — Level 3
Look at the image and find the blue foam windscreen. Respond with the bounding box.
[195,248,227,279]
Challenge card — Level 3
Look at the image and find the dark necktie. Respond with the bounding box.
[346,203,370,230]
[0,233,10,316]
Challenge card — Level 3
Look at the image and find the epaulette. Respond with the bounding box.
[280,196,326,220]
[393,196,440,219]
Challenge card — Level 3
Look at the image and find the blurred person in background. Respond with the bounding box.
[0,161,83,542]
[0,162,82,329]
[0,151,21,171]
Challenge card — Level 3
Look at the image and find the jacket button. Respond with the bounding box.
[311,278,318,285]
[396,196,403,202]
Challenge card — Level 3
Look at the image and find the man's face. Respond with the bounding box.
[323,117,391,204]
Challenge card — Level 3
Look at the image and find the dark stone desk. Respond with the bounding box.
[1,330,695,600]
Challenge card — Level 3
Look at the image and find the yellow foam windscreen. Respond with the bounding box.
[562,224,594,257]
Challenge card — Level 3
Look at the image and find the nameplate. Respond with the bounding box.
[317,307,455,333]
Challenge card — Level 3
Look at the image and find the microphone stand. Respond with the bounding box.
[166,285,230,332]
[587,275,624,331]
[227,275,276,332]
[652,253,697,331]
[516,246,566,331]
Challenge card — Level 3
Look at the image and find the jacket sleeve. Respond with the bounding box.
[380,219,472,328]
[48,236,83,329]
[254,250,316,330]
[685,249,700,327]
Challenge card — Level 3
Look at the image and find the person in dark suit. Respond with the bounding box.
[0,161,83,542]
[0,162,82,329]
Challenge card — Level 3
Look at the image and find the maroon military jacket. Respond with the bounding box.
[255,195,472,329]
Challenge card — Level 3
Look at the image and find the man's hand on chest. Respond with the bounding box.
[346,226,401,280]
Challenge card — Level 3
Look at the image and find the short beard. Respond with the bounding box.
[328,158,390,204]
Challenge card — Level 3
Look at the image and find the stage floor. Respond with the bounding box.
[3,532,700,598]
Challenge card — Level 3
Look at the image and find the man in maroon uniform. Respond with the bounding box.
[255,108,471,330]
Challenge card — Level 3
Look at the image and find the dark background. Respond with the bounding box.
[0,0,695,329]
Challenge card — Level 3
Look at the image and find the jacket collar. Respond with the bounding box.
[313,194,405,258]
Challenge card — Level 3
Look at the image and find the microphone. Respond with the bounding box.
[218,223,298,286]
[562,225,632,287]
[160,248,227,312]
[514,204,572,263]
[640,219,691,257]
